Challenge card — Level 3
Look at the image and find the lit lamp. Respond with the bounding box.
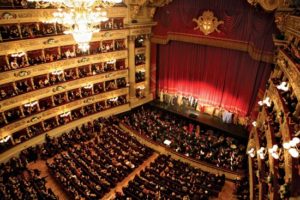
[268,144,281,160]
[247,147,256,158]
[60,111,71,117]
[283,137,300,158]
[11,52,25,57]
[28,0,122,51]
[0,135,11,144]
[258,97,271,107]
[24,100,38,107]
[277,82,289,92]
[257,147,267,160]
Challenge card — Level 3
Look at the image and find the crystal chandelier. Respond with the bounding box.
[28,0,122,51]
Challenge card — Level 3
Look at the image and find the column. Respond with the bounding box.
[128,35,136,99]
[144,34,151,96]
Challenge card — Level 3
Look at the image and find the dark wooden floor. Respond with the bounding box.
[150,101,249,140]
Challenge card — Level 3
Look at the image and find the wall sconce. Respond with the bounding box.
[247,147,256,158]
[24,100,38,107]
[60,111,71,118]
[268,144,282,160]
[52,70,63,75]
[107,59,116,64]
[137,86,145,90]
[257,147,267,160]
[83,84,93,89]
[283,137,300,158]
[277,82,289,92]
[0,135,11,143]
[109,97,118,102]
[258,97,271,107]
[11,52,25,57]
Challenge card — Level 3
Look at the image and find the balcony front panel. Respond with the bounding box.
[0,7,127,24]
[0,29,129,55]
[0,87,128,138]
[0,50,128,85]
[0,69,128,111]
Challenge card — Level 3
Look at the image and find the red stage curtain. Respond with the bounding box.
[157,41,271,116]
[153,0,277,55]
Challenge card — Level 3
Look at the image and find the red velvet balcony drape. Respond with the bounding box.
[157,41,271,116]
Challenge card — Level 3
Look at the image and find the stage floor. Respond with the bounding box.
[150,101,249,141]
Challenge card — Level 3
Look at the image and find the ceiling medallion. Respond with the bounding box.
[193,10,224,36]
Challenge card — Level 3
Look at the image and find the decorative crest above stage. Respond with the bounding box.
[193,10,224,36]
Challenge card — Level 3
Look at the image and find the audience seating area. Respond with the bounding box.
[0,113,241,200]
[0,158,57,200]
[120,105,247,171]
[47,118,153,199]
[234,177,250,200]
[115,154,225,200]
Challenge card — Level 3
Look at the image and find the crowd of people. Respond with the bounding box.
[0,37,125,73]
[0,23,61,42]
[234,177,249,200]
[0,157,57,200]
[135,54,146,65]
[115,154,225,200]
[1,77,127,126]
[0,95,128,153]
[0,18,124,43]
[136,71,145,83]
[0,114,244,199]
[120,106,247,171]
[47,119,153,199]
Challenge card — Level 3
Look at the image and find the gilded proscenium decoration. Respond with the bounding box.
[193,11,224,36]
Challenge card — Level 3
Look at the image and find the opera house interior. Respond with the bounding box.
[0,0,300,199]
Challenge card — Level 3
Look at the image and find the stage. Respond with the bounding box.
[150,101,249,141]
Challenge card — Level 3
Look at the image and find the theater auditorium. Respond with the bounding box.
[0,0,299,199]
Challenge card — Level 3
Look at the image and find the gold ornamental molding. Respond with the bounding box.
[0,69,129,112]
[128,0,173,19]
[0,7,127,24]
[0,50,128,85]
[0,29,129,55]
[128,25,154,35]
[135,64,145,72]
[247,0,285,11]
[193,10,224,36]
[284,15,300,38]
[135,47,146,54]
[0,87,129,138]
[151,33,274,63]
[277,50,300,101]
